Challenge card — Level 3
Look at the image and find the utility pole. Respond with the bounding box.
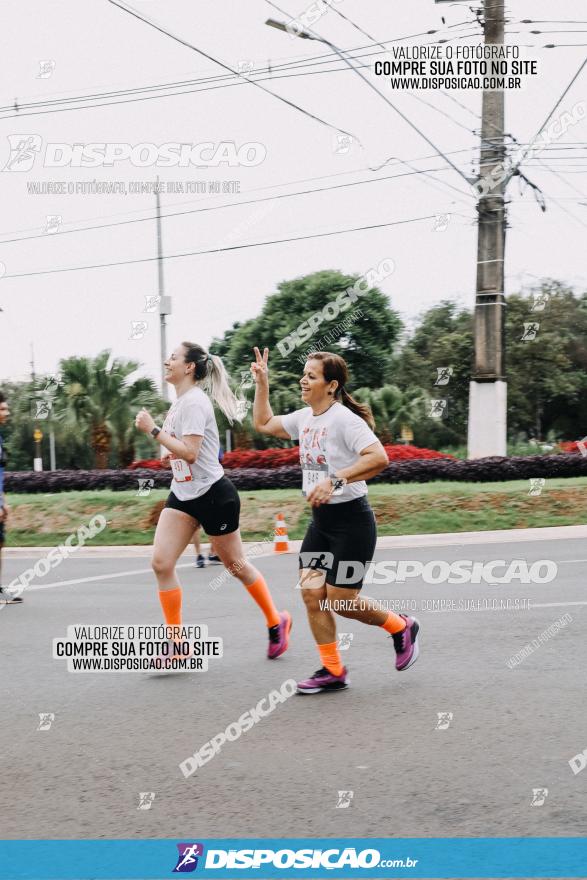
[155,177,171,401]
[30,342,36,389]
[30,343,43,472]
[467,0,507,458]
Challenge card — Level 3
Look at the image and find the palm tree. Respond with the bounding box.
[109,377,163,467]
[387,388,429,440]
[354,384,429,442]
[56,351,161,468]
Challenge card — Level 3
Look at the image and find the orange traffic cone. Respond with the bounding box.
[273,513,290,553]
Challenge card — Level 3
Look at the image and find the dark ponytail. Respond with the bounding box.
[306,351,375,429]
[339,386,375,430]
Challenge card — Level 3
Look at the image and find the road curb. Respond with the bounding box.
[4,524,587,556]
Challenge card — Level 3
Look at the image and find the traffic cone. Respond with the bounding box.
[273,513,290,553]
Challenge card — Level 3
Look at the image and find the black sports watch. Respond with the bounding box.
[151,426,162,438]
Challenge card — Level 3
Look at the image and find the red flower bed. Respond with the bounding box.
[222,448,299,469]
[558,440,586,454]
[221,444,453,470]
[127,458,164,470]
[384,444,455,461]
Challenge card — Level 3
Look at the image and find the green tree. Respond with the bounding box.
[391,286,587,445]
[56,351,162,468]
[0,379,95,471]
[354,384,429,442]
[210,269,403,414]
[505,282,587,439]
[391,301,473,445]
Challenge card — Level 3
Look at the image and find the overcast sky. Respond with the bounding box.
[1,0,586,389]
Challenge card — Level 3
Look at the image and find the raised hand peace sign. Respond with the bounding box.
[251,346,269,384]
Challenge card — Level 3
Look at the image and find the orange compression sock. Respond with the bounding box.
[318,641,344,676]
[158,587,182,627]
[244,575,281,628]
[380,611,407,635]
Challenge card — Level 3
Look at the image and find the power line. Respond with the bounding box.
[539,187,587,229]
[0,164,460,245]
[0,21,479,117]
[404,90,480,135]
[510,43,587,49]
[510,53,587,177]
[0,48,483,120]
[5,135,568,245]
[0,24,490,124]
[265,6,475,187]
[0,145,485,241]
[535,159,587,201]
[303,0,484,140]
[0,24,489,120]
[2,214,444,280]
[519,19,587,26]
[267,0,489,191]
[105,0,359,144]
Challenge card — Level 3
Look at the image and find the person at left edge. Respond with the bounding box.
[135,342,291,659]
[0,391,23,604]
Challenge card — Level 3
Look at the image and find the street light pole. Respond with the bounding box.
[467,0,507,458]
[155,178,171,401]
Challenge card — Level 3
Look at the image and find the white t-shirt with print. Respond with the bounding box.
[162,386,224,501]
[281,402,379,504]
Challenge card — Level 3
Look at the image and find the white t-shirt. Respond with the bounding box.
[162,386,224,501]
[281,402,379,504]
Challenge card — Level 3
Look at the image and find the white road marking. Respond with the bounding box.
[530,601,587,609]
[425,602,586,614]
[14,563,196,592]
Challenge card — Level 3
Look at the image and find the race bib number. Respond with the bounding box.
[170,457,193,483]
[301,462,329,496]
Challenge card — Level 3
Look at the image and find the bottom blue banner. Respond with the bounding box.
[0,837,586,879]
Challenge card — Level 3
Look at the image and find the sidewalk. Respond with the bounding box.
[4,524,587,557]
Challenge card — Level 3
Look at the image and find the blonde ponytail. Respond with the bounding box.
[202,354,241,424]
[182,342,241,424]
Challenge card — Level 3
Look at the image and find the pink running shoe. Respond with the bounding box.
[296,666,349,694]
[392,615,421,671]
[267,611,292,659]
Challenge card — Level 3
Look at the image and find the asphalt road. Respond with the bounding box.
[1,530,585,843]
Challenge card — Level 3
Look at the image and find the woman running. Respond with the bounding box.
[252,347,420,693]
[135,342,291,659]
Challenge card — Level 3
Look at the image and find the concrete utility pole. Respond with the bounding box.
[467,0,507,458]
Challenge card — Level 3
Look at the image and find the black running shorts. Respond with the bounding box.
[299,496,377,589]
[0,521,4,544]
[165,476,241,536]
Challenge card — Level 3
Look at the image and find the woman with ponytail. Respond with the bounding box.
[135,342,291,661]
[252,348,421,694]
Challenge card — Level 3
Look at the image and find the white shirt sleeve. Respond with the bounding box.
[344,414,379,455]
[179,400,207,437]
[281,408,305,440]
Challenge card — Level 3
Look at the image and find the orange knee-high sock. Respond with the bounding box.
[380,611,407,635]
[158,587,182,627]
[244,575,280,628]
[318,641,344,676]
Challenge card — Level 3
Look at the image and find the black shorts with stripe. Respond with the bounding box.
[165,476,240,536]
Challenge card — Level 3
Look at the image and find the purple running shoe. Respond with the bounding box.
[392,615,420,671]
[296,666,349,694]
[267,611,292,659]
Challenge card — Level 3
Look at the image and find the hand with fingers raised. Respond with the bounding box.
[251,346,269,387]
